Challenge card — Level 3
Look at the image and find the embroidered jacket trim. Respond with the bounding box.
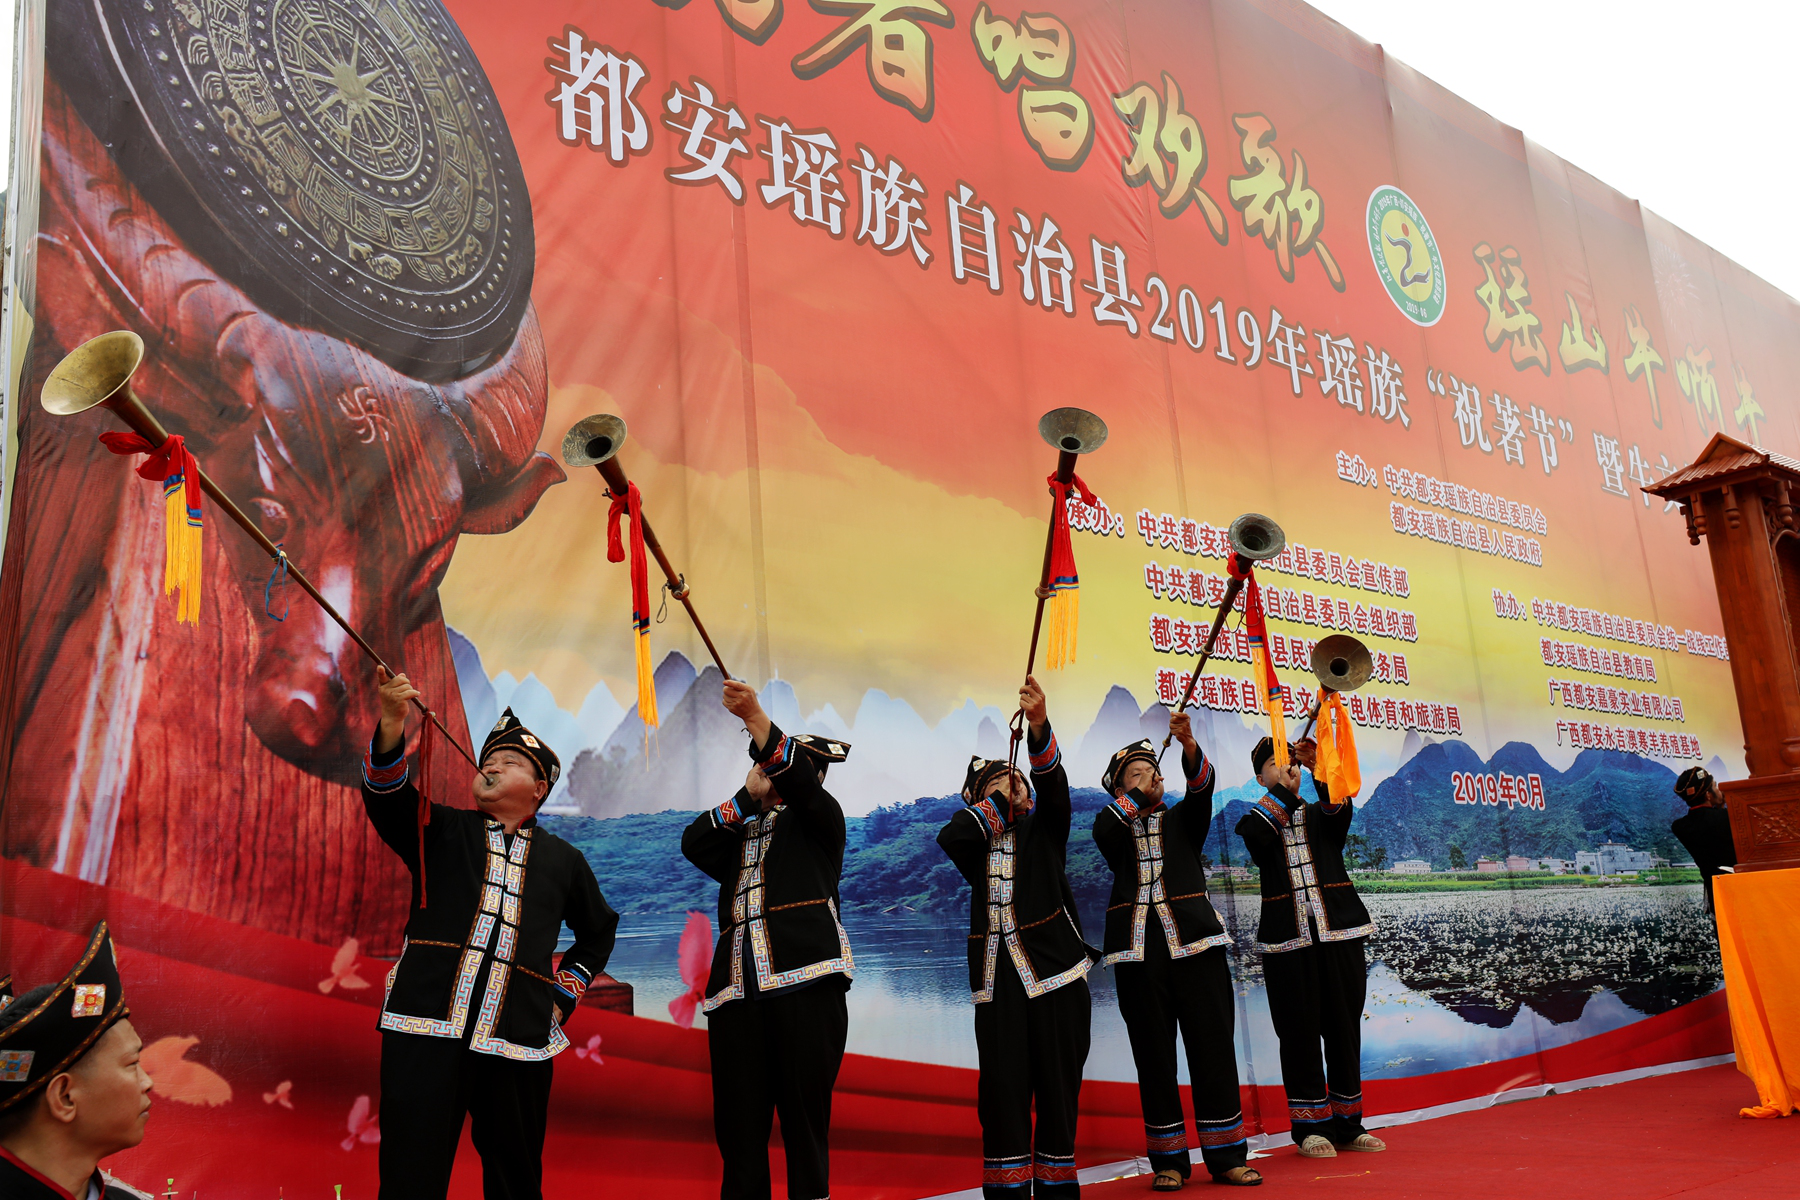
[1102,749,1229,966]
[1250,795,1375,953]
[379,823,569,1060]
[698,806,855,1012]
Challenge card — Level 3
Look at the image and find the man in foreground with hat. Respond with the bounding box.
[1671,766,1737,911]
[0,923,154,1200]
[685,679,856,1200]
[364,668,619,1200]
[1094,715,1259,1189]
[938,676,1097,1199]
[1236,736,1382,1160]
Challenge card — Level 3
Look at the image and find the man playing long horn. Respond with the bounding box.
[1235,736,1384,1160]
[1093,716,1260,1189]
[684,680,856,1200]
[363,669,619,1200]
[938,676,1097,1199]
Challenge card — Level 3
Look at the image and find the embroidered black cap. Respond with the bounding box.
[1674,766,1715,807]
[1101,739,1160,795]
[481,707,561,786]
[0,923,130,1115]
[962,755,1023,802]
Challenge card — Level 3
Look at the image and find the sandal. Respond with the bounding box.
[1213,1166,1263,1186]
[1297,1134,1337,1158]
[1152,1168,1185,1191]
[1336,1133,1386,1152]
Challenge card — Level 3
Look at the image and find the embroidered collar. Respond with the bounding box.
[1254,793,1292,828]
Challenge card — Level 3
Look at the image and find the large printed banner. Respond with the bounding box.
[0,0,1774,1195]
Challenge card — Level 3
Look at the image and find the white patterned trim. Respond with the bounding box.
[700,807,855,1012]
[972,828,1091,1002]
[1255,798,1374,954]
[1102,809,1229,965]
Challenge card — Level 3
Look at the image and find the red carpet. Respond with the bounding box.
[1085,1064,1795,1199]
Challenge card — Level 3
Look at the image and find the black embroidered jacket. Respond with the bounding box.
[1093,743,1230,964]
[937,725,1098,1002]
[361,741,618,1059]
[1234,778,1374,953]
[0,1150,151,1200]
[681,724,855,1010]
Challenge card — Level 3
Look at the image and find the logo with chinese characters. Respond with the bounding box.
[1367,186,1444,327]
[71,984,106,1018]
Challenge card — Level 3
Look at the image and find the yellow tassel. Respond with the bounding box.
[1316,693,1361,802]
[1044,587,1078,671]
[163,480,203,625]
[635,628,659,729]
[1252,642,1288,769]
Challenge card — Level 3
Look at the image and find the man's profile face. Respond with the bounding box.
[70,1019,152,1154]
[473,749,547,814]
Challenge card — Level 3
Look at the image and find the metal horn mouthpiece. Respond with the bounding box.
[1310,634,1374,693]
[561,414,629,468]
[1227,512,1286,562]
[42,330,147,417]
[1037,407,1108,456]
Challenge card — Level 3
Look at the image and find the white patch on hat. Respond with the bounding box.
[0,1049,33,1081]
[492,715,510,732]
[521,734,540,749]
[71,984,106,1019]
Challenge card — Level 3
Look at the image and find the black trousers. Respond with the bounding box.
[1114,924,1248,1179]
[973,956,1091,1198]
[706,978,850,1200]
[1262,937,1368,1145]
[377,1030,553,1200]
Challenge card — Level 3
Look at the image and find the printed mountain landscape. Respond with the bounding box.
[487,638,1718,1032]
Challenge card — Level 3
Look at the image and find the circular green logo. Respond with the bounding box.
[1367,185,1445,327]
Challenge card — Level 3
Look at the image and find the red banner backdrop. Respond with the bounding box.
[0,0,1770,1195]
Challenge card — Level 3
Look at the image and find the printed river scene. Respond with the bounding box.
[547,823,1723,1083]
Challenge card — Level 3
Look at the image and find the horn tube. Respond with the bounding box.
[560,413,732,678]
[1157,511,1288,763]
[1296,634,1374,740]
[40,330,481,769]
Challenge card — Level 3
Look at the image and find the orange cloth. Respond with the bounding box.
[1714,866,1800,1117]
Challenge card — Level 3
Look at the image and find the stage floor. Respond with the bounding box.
[1083,1064,1792,1198]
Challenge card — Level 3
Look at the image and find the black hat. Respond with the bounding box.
[1674,766,1715,807]
[0,923,130,1115]
[1101,740,1161,795]
[481,708,561,787]
[793,734,850,779]
[962,756,1024,802]
[1251,736,1289,778]
[48,0,534,382]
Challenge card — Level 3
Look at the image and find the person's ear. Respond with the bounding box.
[41,1071,78,1124]
[533,779,549,805]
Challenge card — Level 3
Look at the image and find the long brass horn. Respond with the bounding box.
[560,414,732,678]
[1157,511,1288,764]
[41,330,481,769]
[1296,634,1374,740]
[1021,408,1108,678]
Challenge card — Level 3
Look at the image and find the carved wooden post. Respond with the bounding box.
[1647,434,1800,870]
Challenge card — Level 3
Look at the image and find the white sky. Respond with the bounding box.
[1305,0,1800,303]
[0,2,1793,301]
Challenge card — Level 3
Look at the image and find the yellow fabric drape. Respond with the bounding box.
[1715,866,1800,1117]
[1313,691,1360,803]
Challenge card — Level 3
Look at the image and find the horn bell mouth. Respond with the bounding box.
[1311,634,1374,692]
[42,330,146,416]
[1037,407,1108,455]
[561,413,629,467]
[1227,512,1286,561]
